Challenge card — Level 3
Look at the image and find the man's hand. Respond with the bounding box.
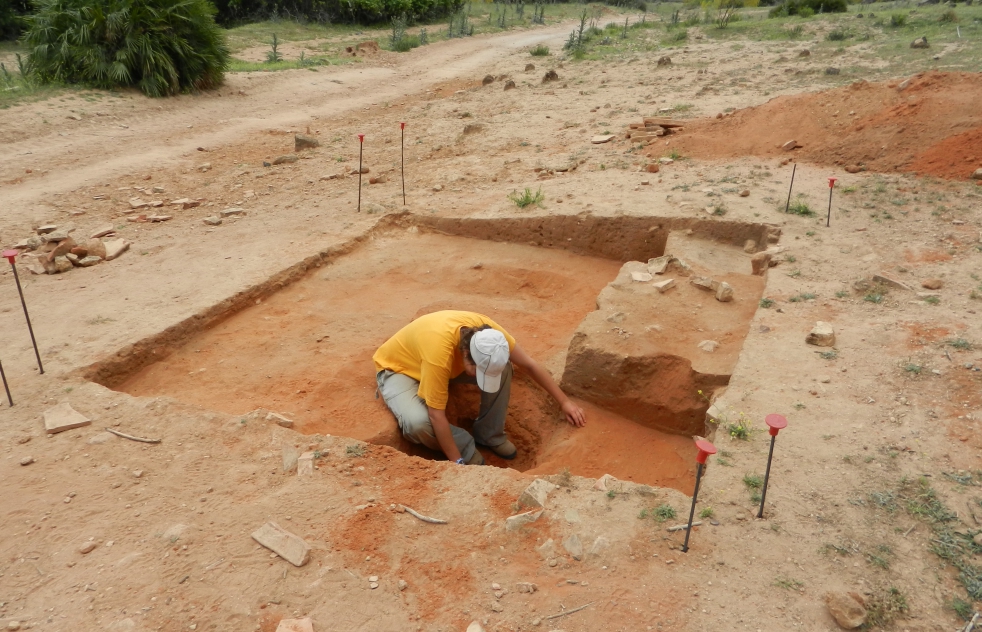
[561,399,586,427]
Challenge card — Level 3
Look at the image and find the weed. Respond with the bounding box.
[667,149,683,161]
[792,402,805,410]
[924,295,940,305]
[951,597,973,620]
[826,28,848,41]
[789,292,816,302]
[743,473,763,489]
[819,349,838,360]
[345,443,366,457]
[947,338,972,351]
[939,9,959,23]
[889,13,907,27]
[699,507,715,519]
[788,269,802,278]
[786,24,804,38]
[606,489,616,499]
[865,587,909,628]
[530,44,550,56]
[903,363,922,375]
[508,187,545,209]
[726,414,755,440]
[266,33,282,63]
[867,544,893,569]
[711,203,727,216]
[864,292,885,304]
[86,316,115,325]
[834,290,848,298]
[652,504,676,522]
[775,577,804,590]
[786,199,816,217]
[554,466,573,488]
[785,255,797,263]
[805,230,815,237]
[759,297,775,309]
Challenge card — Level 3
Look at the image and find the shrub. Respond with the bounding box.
[939,9,958,23]
[211,0,465,26]
[1,0,33,41]
[509,187,545,208]
[826,27,847,40]
[25,0,230,97]
[530,44,550,56]
[768,0,845,18]
[889,12,907,27]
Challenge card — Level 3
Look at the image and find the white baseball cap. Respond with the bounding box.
[470,329,510,393]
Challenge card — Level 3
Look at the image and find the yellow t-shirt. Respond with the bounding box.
[373,310,516,410]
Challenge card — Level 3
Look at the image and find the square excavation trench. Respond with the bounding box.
[86,213,779,494]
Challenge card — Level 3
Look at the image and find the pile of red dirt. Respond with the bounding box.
[663,71,982,181]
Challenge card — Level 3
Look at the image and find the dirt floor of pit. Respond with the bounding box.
[667,71,982,181]
[112,230,699,491]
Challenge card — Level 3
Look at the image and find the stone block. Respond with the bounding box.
[715,282,734,302]
[652,278,675,293]
[505,510,542,531]
[690,276,716,291]
[647,255,672,274]
[297,451,315,476]
[43,402,91,434]
[103,239,130,261]
[276,618,314,632]
[267,412,294,428]
[872,274,912,291]
[750,252,771,276]
[806,322,835,347]
[518,478,558,509]
[251,522,311,567]
[562,534,583,560]
[825,592,866,629]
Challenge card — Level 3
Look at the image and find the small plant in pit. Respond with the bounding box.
[788,292,816,302]
[903,363,922,375]
[924,295,940,305]
[266,33,282,63]
[530,44,550,56]
[819,349,838,360]
[864,291,885,304]
[699,507,714,519]
[606,489,616,499]
[788,269,802,278]
[711,203,727,216]
[759,297,775,309]
[826,27,848,41]
[508,186,545,209]
[951,597,973,621]
[651,503,676,522]
[346,443,366,457]
[792,402,806,410]
[785,197,816,217]
[775,577,804,590]
[726,413,755,440]
[835,290,848,299]
[865,587,909,628]
[947,338,972,351]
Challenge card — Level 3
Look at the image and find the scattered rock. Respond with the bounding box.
[202,216,222,226]
[398,579,408,591]
[659,157,674,164]
[516,582,538,593]
[432,184,443,192]
[591,134,615,144]
[806,322,835,347]
[88,432,114,444]
[91,224,115,239]
[482,74,495,85]
[77,256,102,267]
[506,510,543,531]
[910,36,929,48]
[70,245,88,257]
[86,239,107,259]
[845,165,863,173]
[251,522,311,567]
[542,69,559,83]
[282,446,299,473]
[36,224,58,235]
[562,534,583,561]
[47,236,77,260]
[148,215,172,223]
[129,198,149,210]
[652,278,675,293]
[743,239,756,253]
[49,255,73,274]
[275,618,314,632]
[697,340,719,353]
[825,591,867,629]
[43,402,91,434]
[19,456,35,466]
[295,134,320,151]
[605,312,626,324]
[504,80,516,91]
[350,166,370,175]
[715,282,734,302]
[490,602,504,613]
[297,452,315,477]
[467,622,486,632]
[972,168,982,180]
[518,478,558,509]
[647,255,672,274]
[369,174,388,184]
[266,412,294,428]
[103,239,130,261]
[921,278,943,290]
[798,49,810,57]
[631,271,653,282]
[825,67,840,75]
[645,163,660,173]
[593,473,616,491]
[739,189,750,197]
[525,63,535,71]
[657,56,672,67]
[690,276,716,292]
[872,274,912,291]
[588,535,610,556]
[463,123,485,135]
[273,154,298,165]
[80,541,97,554]
[782,139,798,151]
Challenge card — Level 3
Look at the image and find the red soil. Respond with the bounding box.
[665,71,982,180]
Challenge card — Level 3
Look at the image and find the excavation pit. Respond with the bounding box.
[87,213,778,494]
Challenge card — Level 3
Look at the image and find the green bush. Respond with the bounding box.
[25,0,230,97]
[210,0,464,26]
[768,0,846,17]
[1,0,33,40]
[890,13,907,27]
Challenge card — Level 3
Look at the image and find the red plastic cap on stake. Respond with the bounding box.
[400,122,405,130]
[694,439,717,465]
[828,177,838,188]
[2,249,17,264]
[765,413,788,437]
[358,134,365,143]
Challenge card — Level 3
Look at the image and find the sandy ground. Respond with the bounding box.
[1,16,982,632]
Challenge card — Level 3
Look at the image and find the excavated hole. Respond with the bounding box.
[87,213,778,493]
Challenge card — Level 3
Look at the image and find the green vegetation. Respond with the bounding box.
[530,44,550,56]
[726,414,755,440]
[788,292,816,302]
[346,443,366,457]
[775,577,804,590]
[864,291,885,304]
[24,0,230,97]
[947,338,972,351]
[819,349,838,360]
[652,503,676,522]
[509,186,545,209]
[785,197,816,217]
[699,506,714,519]
[759,297,775,309]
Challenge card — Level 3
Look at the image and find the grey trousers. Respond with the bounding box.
[376,364,512,461]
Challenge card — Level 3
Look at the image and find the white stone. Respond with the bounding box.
[266,412,294,428]
[715,282,734,302]
[275,618,314,632]
[563,534,583,560]
[251,522,311,567]
[647,255,673,274]
[466,622,486,632]
[43,402,91,434]
[220,207,246,217]
[631,271,653,282]
[505,510,543,531]
[697,340,719,352]
[103,239,130,261]
[90,224,115,238]
[518,479,558,509]
[652,278,675,293]
[297,451,315,476]
[806,322,835,347]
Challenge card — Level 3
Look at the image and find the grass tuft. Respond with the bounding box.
[508,186,545,209]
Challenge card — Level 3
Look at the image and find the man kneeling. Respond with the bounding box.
[374,310,586,465]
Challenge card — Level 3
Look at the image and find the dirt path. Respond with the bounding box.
[0,25,569,216]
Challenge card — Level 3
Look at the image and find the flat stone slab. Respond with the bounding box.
[591,134,615,144]
[251,522,311,567]
[103,239,130,261]
[276,618,314,632]
[518,478,557,509]
[505,510,543,531]
[43,402,91,434]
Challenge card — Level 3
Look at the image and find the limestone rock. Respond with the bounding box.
[589,535,610,556]
[591,134,615,144]
[518,479,558,509]
[751,252,772,276]
[504,80,516,91]
[220,207,245,217]
[276,618,314,632]
[85,239,107,260]
[295,134,320,151]
[273,154,298,165]
[872,274,912,291]
[542,69,559,83]
[91,224,115,239]
[921,278,943,290]
[782,140,798,151]
[77,256,102,267]
[51,256,73,273]
[825,591,866,629]
[697,340,719,352]
[910,36,929,48]
[652,278,675,293]
[690,276,716,291]
[743,239,756,253]
[715,282,734,302]
[466,622,486,632]
[505,510,543,531]
[806,322,835,347]
[203,216,222,226]
[562,534,583,561]
[647,255,672,275]
[972,168,982,180]
[516,582,537,593]
[631,270,653,282]
[43,402,91,434]
[47,236,77,260]
[668,257,692,276]
[103,239,130,261]
[251,522,311,567]
[482,74,494,85]
[297,451,315,477]
[80,541,97,554]
[266,412,294,428]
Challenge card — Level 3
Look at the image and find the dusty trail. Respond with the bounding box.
[0,24,569,214]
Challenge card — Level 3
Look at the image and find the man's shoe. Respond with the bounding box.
[486,439,517,460]
[467,451,486,466]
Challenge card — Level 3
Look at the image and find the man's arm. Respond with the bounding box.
[427,406,463,462]
[510,345,586,427]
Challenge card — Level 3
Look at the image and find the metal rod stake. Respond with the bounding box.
[757,434,777,518]
[357,134,364,213]
[681,462,704,553]
[9,261,44,374]
[0,355,12,406]
[827,187,834,228]
[401,123,406,206]
[784,163,797,214]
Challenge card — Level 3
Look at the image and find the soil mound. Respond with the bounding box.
[665,71,982,181]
